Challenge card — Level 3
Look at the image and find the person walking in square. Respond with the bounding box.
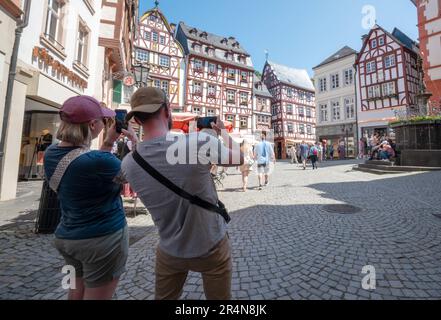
[254,131,275,190]
[290,145,299,165]
[299,141,309,170]
[329,144,335,160]
[239,140,254,192]
[309,143,319,170]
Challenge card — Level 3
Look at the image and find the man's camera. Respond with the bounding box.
[115,109,128,134]
[197,116,218,130]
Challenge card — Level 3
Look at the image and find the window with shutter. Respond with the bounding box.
[113,80,122,103]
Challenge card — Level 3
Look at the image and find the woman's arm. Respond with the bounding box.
[101,123,120,152]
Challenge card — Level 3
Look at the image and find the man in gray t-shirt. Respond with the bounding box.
[121,87,243,300]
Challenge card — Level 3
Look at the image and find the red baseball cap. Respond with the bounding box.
[60,95,115,124]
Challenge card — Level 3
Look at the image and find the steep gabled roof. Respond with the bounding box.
[356,24,419,64]
[391,28,419,52]
[176,22,254,70]
[138,7,185,56]
[266,61,315,92]
[253,74,272,98]
[178,22,249,55]
[139,7,174,34]
[313,46,357,70]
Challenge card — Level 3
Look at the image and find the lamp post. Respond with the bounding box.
[132,63,150,88]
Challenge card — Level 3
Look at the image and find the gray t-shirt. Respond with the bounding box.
[121,131,229,259]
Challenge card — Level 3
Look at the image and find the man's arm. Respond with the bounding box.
[211,121,244,167]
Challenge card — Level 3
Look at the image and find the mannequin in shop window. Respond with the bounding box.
[20,138,37,179]
[36,129,53,178]
[39,129,53,152]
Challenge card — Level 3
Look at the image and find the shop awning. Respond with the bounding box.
[171,112,233,134]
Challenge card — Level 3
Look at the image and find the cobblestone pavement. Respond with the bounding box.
[1,160,441,300]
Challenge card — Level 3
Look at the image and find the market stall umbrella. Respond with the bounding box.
[171,112,198,133]
[171,113,234,134]
[223,121,233,133]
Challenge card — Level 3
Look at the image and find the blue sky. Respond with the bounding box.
[139,0,418,76]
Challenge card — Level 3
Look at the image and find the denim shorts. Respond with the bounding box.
[257,163,270,174]
[53,225,129,288]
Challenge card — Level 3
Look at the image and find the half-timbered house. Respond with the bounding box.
[355,25,422,140]
[252,74,272,132]
[262,61,316,159]
[135,5,185,110]
[176,22,254,134]
[412,0,441,114]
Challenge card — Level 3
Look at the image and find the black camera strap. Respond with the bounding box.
[132,150,231,224]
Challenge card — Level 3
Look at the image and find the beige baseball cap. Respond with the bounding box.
[126,87,168,121]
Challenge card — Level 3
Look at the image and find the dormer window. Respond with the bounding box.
[206,47,214,56]
[189,27,198,34]
[221,38,228,44]
[200,31,208,39]
[232,41,240,48]
[193,43,201,52]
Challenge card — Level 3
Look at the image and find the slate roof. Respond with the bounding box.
[176,22,254,70]
[391,28,419,52]
[177,22,249,55]
[253,74,272,98]
[313,46,357,69]
[267,61,315,92]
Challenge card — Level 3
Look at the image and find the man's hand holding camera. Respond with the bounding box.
[101,121,138,152]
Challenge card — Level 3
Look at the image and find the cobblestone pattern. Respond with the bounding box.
[1,160,441,300]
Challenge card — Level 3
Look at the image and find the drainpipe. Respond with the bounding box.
[353,63,360,157]
[0,0,31,186]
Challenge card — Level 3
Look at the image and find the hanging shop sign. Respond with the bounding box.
[123,74,135,87]
[32,46,88,90]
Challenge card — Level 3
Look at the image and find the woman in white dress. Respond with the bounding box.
[239,140,254,192]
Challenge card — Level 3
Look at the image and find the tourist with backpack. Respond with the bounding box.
[299,141,309,170]
[309,143,319,170]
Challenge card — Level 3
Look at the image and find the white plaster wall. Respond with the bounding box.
[424,0,439,20]
[1,0,104,201]
[101,5,116,21]
[18,0,102,100]
[313,53,357,128]
[0,9,19,140]
[0,80,27,201]
[100,23,115,39]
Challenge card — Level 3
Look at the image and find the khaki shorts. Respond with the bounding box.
[53,225,129,288]
[155,235,232,300]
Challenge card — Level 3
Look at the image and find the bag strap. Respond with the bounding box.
[49,147,89,192]
[132,149,230,223]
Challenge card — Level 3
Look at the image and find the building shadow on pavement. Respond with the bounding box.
[2,170,441,300]
[282,159,363,170]
[0,208,156,300]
